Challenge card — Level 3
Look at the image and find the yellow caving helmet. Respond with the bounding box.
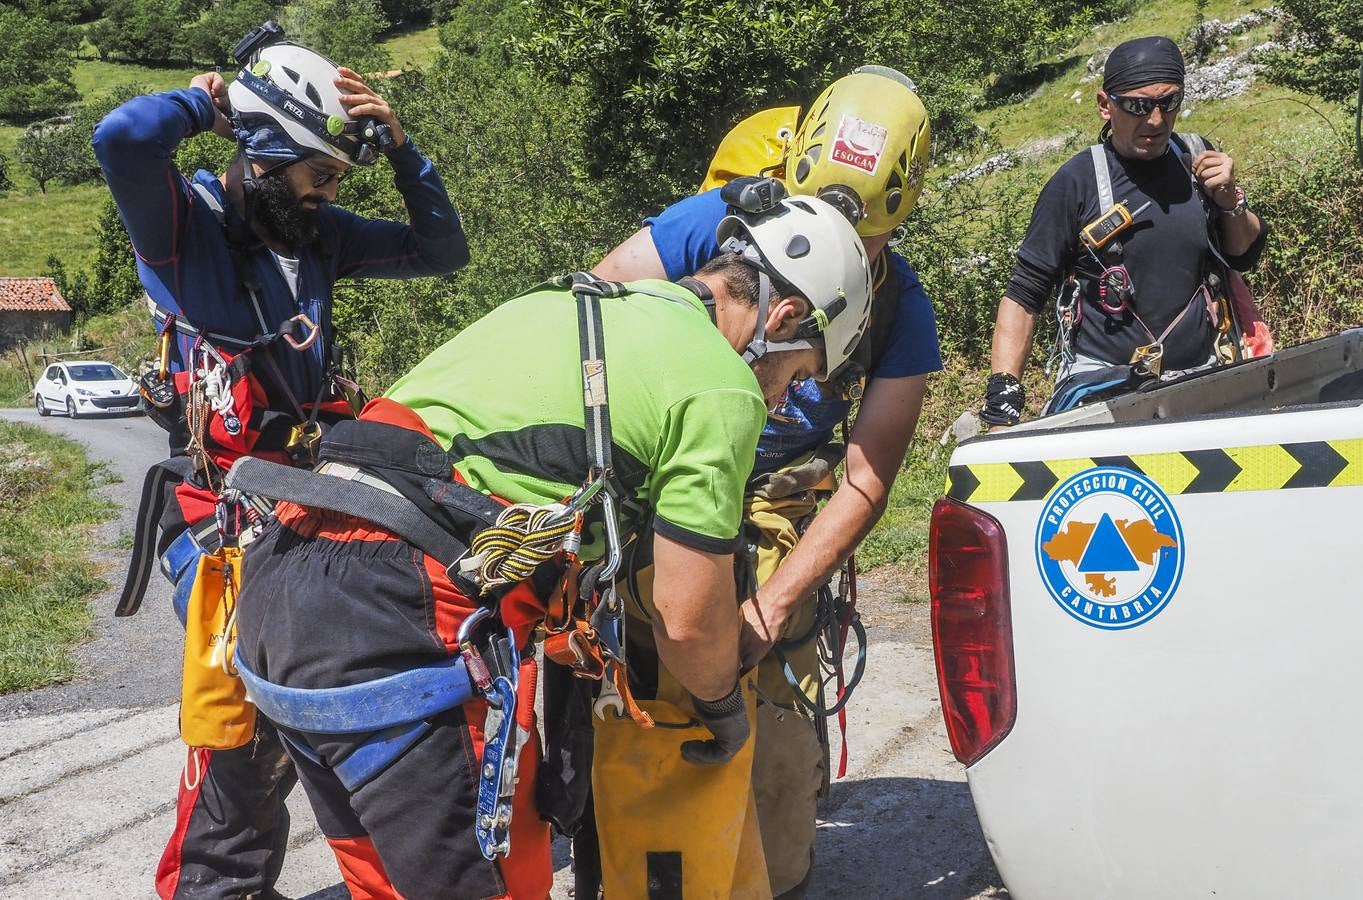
[699,105,801,193]
[784,65,932,237]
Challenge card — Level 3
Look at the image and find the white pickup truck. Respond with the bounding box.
[929,330,1363,899]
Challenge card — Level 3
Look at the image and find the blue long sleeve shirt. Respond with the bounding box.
[93,87,469,404]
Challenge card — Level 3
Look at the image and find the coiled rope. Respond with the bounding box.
[465,503,578,588]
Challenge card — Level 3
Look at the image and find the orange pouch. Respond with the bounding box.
[180,547,257,749]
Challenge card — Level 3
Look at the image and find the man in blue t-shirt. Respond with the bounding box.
[594,66,941,897]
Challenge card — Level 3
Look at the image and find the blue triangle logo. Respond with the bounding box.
[1077,513,1140,572]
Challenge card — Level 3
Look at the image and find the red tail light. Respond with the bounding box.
[930,496,1016,766]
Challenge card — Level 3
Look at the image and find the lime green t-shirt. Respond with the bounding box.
[384,279,765,554]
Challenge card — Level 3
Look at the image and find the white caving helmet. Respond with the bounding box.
[716,194,873,380]
[227,41,382,167]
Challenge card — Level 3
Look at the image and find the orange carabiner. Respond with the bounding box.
[281,314,319,351]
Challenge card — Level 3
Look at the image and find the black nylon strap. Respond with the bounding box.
[116,456,197,617]
[573,274,613,478]
[226,457,469,566]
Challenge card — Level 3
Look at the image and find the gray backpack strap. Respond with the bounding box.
[1177,132,1208,158]
[190,179,271,335]
[191,181,226,226]
[1090,144,1114,211]
[1173,133,1232,268]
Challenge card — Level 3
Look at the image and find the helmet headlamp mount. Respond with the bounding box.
[720,175,788,216]
[232,20,286,67]
[815,185,865,227]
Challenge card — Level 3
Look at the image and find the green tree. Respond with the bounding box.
[519,0,858,202]
[87,197,143,315]
[1263,0,1363,104]
[14,85,144,191]
[15,122,71,193]
[279,0,392,73]
[377,0,431,27]
[0,8,80,120]
[518,0,1106,194]
[322,47,640,388]
[180,0,278,67]
[0,150,12,193]
[87,0,209,64]
[44,254,92,317]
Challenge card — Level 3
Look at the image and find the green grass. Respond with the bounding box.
[0,182,106,275]
[0,420,116,693]
[73,55,198,99]
[381,24,443,70]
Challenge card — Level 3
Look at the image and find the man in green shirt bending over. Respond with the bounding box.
[230,194,872,898]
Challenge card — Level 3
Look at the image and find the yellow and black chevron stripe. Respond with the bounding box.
[947,438,1363,503]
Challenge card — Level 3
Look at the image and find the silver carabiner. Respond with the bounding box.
[598,491,623,582]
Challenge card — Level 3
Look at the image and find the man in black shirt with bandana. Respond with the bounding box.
[980,35,1268,426]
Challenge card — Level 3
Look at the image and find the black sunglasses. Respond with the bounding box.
[302,159,352,188]
[1106,90,1184,117]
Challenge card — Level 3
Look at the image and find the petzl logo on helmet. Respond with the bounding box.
[283,99,308,121]
[1035,467,1184,630]
[829,115,888,176]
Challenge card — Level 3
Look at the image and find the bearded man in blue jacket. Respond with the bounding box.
[94,32,468,899]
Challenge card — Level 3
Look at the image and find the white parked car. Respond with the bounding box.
[33,360,143,418]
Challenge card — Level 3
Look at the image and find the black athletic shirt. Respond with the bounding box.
[1006,137,1267,369]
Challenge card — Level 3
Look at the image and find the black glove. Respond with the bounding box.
[979,372,1026,427]
[680,681,749,766]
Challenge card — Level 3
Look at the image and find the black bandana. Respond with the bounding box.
[1103,36,1185,93]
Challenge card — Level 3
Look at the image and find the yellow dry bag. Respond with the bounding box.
[180,546,256,750]
[593,690,771,900]
[698,106,801,193]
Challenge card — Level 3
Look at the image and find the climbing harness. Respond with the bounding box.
[1049,135,1245,387]
[118,178,364,619]
[227,272,677,860]
[754,417,868,784]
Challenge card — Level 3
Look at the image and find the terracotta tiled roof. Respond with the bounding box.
[0,277,70,312]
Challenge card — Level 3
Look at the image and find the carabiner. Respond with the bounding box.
[598,491,624,582]
[458,607,495,697]
[280,314,320,351]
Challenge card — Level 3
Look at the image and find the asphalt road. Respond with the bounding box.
[0,408,1008,899]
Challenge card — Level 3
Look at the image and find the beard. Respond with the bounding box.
[749,353,800,413]
[252,169,322,249]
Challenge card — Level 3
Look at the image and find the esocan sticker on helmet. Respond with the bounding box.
[784,66,932,236]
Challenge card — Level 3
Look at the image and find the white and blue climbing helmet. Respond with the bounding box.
[717,195,873,380]
[227,42,381,167]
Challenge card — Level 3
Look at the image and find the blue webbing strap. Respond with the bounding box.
[234,652,476,734]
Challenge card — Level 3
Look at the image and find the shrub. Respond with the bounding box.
[897,174,1040,364]
[0,8,80,121]
[1243,143,1363,344]
[278,0,392,74]
[329,50,641,389]
[1262,0,1363,105]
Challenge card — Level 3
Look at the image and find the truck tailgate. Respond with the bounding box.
[943,405,1363,900]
